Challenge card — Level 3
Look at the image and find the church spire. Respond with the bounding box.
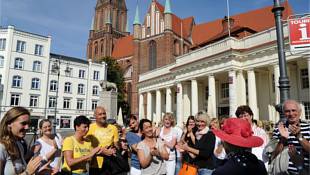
[164,0,172,14]
[133,2,140,25]
[91,14,95,30]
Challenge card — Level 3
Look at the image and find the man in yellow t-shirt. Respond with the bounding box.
[87,106,119,174]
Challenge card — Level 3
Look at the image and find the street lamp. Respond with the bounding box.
[272,0,290,122]
[51,57,61,134]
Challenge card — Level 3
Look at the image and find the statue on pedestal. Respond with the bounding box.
[100,80,118,92]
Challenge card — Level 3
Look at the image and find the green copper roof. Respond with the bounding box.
[133,4,140,25]
[164,0,172,14]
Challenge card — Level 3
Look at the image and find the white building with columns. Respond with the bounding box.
[0,26,107,130]
[138,23,310,126]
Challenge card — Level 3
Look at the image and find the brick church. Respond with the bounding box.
[86,0,292,116]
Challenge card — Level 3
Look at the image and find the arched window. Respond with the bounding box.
[0,55,4,67]
[174,40,180,56]
[33,61,42,72]
[14,57,24,69]
[94,42,98,56]
[149,40,157,70]
[50,80,58,91]
[31,78,40,90]
[12,75,22,88]
[92,85,99,95]
[64,82,72,93]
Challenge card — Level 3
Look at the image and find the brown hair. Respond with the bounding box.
[0,107,30,160]
[38,119,52,136]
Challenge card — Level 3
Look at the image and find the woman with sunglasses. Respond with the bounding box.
[0,107,43,175]
[177,113,216,175]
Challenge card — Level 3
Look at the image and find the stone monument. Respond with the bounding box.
[99,80,118,119]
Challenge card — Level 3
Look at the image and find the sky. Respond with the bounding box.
[0,0,309,59]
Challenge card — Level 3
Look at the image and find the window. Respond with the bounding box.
[31,78,40,90]
[16,40,26,52]
[65,67,73,77]
[29,95,39,107]
[32,61,42,72]
[205,86,209,100]
[64,82,72,93]
[79,69,85,78]
[303,102,310,120]
[0,39,6,50]
[221,83,229,98]
[92,85,99,95]
[49,96,56,108]
[12,75,22,88]
[149,40,157,70]
[0,56,4,67]
[0,74,2,84]
[92,100,98,110]
[77,84,85,94]
[10,94,20,106]
[50,80,57,91]
[14,58,24,69]
[60,116,71,129]
[77,99,84,110]
[93,71,99,80]
[34,44,43,56]
[63,98,71,109]
[301,69,309,89]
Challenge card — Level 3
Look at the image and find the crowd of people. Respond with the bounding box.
[0,99,309,175]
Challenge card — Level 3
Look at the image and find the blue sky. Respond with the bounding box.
[0,0,309,59]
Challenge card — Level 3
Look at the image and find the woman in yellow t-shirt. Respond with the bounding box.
[62,115,102,175]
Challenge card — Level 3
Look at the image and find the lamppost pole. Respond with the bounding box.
[53,57,61,134]
[272,0,290,122]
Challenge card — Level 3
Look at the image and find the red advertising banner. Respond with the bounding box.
[289,17,310,52]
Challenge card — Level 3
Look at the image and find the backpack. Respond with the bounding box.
[263,138,289,175]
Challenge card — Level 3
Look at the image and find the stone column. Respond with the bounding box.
[191,79,199,116]
[156,90,162,123]
[166,87,172,113]
[229,70,237,117]
[247,69,259,119]
[176,82,184,126]
[207,75,217,118]
[139,93,145,118]
[274,64,280,104]
[237,70,247,106]
[147,92,152,120]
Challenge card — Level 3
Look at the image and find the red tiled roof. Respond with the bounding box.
[111,35,133,59]
[172,15,194,39]
[192,1,293,46]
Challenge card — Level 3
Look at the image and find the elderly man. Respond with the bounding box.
[87,106,119,175]
[272,99,310,175]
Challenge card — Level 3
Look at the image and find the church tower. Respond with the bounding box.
[87,0,128,62]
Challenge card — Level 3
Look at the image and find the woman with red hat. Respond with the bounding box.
[211,118,267,175]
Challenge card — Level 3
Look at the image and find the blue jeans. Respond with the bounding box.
[72,173,89,175]
[175,157,182,175]
[198,168,214,175]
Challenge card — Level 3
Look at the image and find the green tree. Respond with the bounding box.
[99,57,130,119]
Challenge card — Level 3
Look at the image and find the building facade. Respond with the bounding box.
[88,0,309,123]
[0,26,107,130]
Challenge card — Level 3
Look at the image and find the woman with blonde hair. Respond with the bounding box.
[33,119,62,174]
[178,112,216,175]
[156,112,177,175]
[0,107,43,175]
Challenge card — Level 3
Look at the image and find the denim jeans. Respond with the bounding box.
[198,168,214,175]
[175,157,182,175]
[72,173,89,175]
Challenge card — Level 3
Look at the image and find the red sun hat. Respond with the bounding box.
[212,118,263,148]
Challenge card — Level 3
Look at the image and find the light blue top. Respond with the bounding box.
[126,131,141,169]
